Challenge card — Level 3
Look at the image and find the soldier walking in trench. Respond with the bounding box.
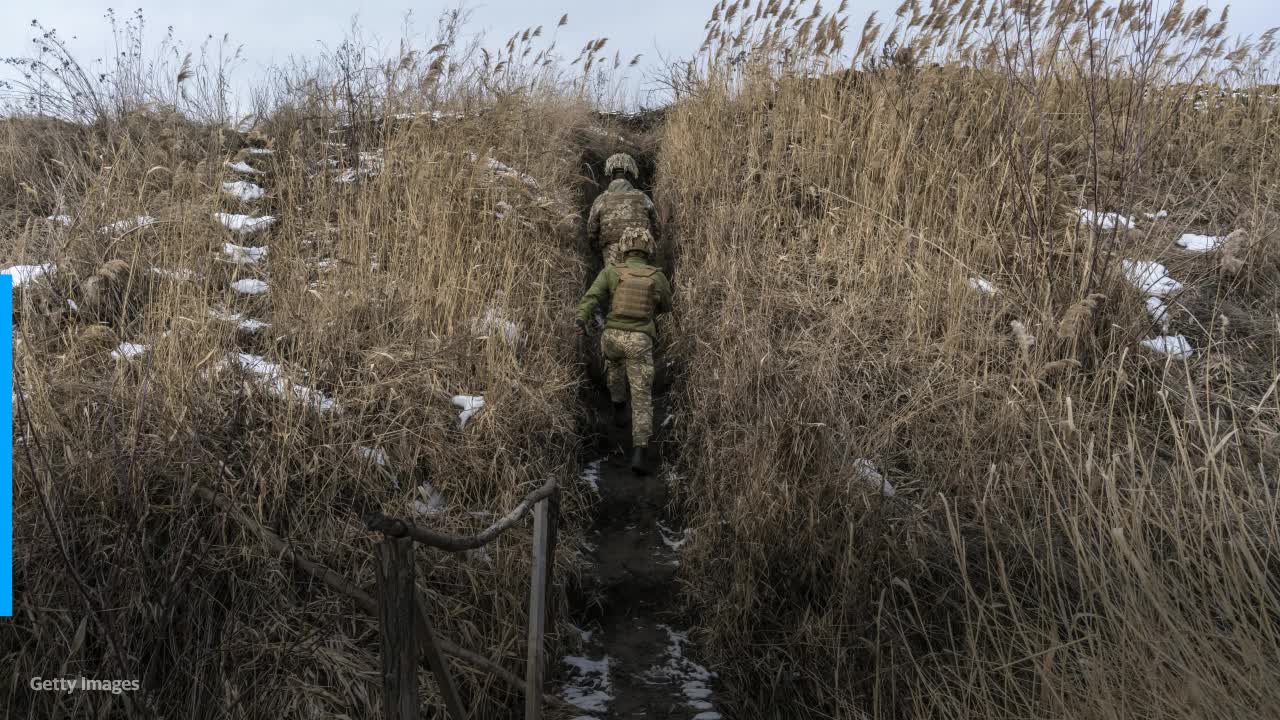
[587,153,659,267]
[575,227,673,475]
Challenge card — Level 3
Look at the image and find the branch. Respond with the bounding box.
[364,479,557,551]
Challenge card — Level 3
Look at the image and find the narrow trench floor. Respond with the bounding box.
[557,405,723,720]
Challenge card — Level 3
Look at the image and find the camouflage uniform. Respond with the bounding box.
[587,178,659,266]
[601,329,656,446]
[575,229,673,449]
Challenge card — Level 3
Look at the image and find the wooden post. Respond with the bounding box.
[543,489,560,628]
[413,589,469,720]
[377,536,419,720]
[524,498,552,720]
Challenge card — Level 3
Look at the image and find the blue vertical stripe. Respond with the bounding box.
[0,274,11,616]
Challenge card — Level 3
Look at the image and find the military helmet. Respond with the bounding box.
[617,227,654,258]
[605,153,639,178]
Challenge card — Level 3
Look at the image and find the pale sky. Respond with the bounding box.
[2,1,1277,112]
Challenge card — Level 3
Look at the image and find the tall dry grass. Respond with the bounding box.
[0,11,633,717]
[659,0,1280,718]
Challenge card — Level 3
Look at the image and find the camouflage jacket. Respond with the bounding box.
[576,255,673,340]
[587,179,659,252]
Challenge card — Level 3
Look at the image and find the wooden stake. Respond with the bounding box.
[414,589,469,719]
[524,498,552,720]
[377,536,419,720]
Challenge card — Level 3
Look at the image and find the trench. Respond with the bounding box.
[551,120,724,720]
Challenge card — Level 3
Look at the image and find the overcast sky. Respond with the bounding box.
[3,0,1277,112]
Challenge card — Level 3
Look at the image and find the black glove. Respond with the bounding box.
[574,318,587,336]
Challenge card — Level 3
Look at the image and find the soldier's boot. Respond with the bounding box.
[612,401,629,427]
[629,446,651,476]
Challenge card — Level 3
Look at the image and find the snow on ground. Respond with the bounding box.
[231,278,269,295]
[1077,208,1135,230]
[1176,233,1223,252]
[46,215,73,226]
[151,268,197,281]
[221,181,265,202]
[656,521,691,551]
[228,352,337,412]
[487,157,538,187]
[412,483,447,516]
[110,342,147,360]
[225,160,263,175]
[1145,296,1172,332]
[3,264,55,287]
[1141,335,1194,358]
[645,626,719,716]
[580,459,604,493]
[356,446,388,466]
[246,147,274,156]
[209,308,270,333]
[471,308,522,343]
[215,213,276,236]
[451,395,485,429]
[561,655,613,714]
[1121,260,1182,297]
[967,276,999,295]
[99,216,156,234]
[853,458,895,497]
[222,242,270,265]
[1143,209,1169,220]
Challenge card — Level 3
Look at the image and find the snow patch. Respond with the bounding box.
[222,242,270,265]
[1141,335,1194,358]
[209,308,270,333]
[246,148,274,156]
[215,213,276,236]
[561,655,613,713]
[221,181,265,202]
[3,263,55,287]
[853,458,895,497]
[1144,296,1172,332]
[656,521,690,551]
[1176,233,1223,252]
[150,268,197,282]
[412,483,447,516]
[46,215,73,226]
[231,278,269,295]
[110,342,147,360]
[225,160,263,175]
[1077,208,1135,230]
[1143,209,1169,220]
[644,626,718,715]
[357,446,388,466]
[580,458,604,493]
[967,276,999,295]
[451,395,485,429]
[1121,260,1182,297]
[471,308,522,344]
[99,216,156,235]
[227,352,337,412]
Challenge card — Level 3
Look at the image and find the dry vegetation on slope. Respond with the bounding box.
[0,12,638,716]
[659,1,1280,718]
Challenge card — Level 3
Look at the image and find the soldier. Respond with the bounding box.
[587,153,660,267]
[575,227,673,475]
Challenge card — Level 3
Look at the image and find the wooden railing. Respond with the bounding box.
[363,479,561,720]
[194,479,564,720]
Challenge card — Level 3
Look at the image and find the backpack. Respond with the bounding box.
[609,264,658,321]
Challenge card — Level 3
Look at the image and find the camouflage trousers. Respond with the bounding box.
[601,328,654,448]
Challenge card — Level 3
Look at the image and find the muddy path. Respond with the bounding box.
[556,391,722,720]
